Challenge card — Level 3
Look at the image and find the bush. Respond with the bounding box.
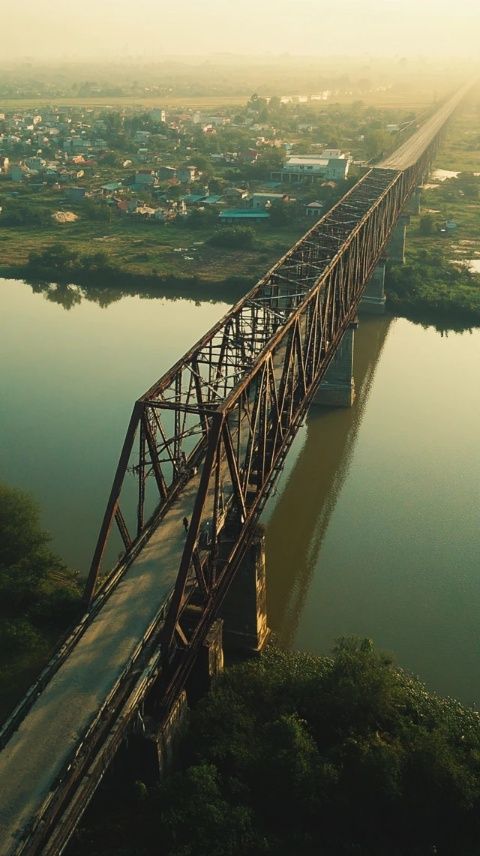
[419,214,435,235]
[0,483,81,657]
[0,202,51,227]
[208,227,255,249]
[70,641,480,856]
[387,250,480,325]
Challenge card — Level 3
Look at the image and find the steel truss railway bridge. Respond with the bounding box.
[0,82,473,856]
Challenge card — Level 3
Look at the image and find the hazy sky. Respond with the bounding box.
[3,0,480,59]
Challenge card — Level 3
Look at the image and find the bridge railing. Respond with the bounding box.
[84,167,401,604]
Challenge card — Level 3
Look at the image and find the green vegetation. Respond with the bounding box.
[70,640,480,856]
[0,483,81,720]
[386,91,480,327]
[208,226,256,249]
[0,209,306,288]
[387,249,480,325]
[0,58,459,107]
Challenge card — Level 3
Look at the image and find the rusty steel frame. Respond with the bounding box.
[3,86,472,856]
[85,131,444,664]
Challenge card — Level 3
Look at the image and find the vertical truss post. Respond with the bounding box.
[162,412,224,659]
[84,402,142,605]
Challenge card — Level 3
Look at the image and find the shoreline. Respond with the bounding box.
[0,264,251,305]
[2,262,479,331]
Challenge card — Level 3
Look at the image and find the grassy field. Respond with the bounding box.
[0,88,450,112]
[0,95,251,111]
[1,85,478,291]
[0,214,307,284]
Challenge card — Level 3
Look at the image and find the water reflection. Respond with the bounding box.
[0,278,230,572]
[24,275,241,311]
[266,316,392,647]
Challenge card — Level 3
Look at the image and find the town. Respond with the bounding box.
[0,93,415,285]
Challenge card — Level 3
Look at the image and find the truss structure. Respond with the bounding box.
[85,138,444,665]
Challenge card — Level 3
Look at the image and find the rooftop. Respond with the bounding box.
[219,209,270,219]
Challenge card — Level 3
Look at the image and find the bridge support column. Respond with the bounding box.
[186,618,224,704]
[409,187,422,216]
[361,259,386,314]
[313,321,357,407]
[387,214,410,264]
[123,689,189,784]
[221,529,269,655]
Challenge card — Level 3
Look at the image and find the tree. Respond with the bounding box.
[0,484,48,569]
[268,199,291,226]
[0,483,80,651]
[364,128,389,160]
[28,243,79,272]
[69,641,480,855]
[208,227,255,249]
[1,202,51,227]
[419,214,435,235]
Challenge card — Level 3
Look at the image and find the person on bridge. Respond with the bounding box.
[183,516,189,533]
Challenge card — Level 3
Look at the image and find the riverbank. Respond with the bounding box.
[0,263,250,306]
[4,247,478,330]
[67,641,480,856]
[0,483,81,722]
[386,251,480,328]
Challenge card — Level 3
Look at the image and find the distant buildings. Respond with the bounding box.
[305,201,324,218]
[279,150,350,183]
[219,209,270,224]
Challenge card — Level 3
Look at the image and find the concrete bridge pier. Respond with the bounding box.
[119,689,189,785]
[387,213,410,265]
[313,320,357,407]
[120,619,225,784]
[220,529,269,655]
[360,258,387,314]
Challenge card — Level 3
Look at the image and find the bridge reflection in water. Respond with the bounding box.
[0,83,473,856]
[265,315,392,648]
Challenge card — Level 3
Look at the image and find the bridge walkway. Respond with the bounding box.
[0,82,473,855]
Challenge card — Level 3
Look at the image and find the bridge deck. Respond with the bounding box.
[378,82,471,170]
[0,83,472,856]
[0,483,197,854]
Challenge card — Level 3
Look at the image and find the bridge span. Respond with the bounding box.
[0,82,473,856]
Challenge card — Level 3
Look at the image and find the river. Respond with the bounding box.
[1,277,479,705]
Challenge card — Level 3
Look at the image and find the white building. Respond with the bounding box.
[250,192,288,209]
[281,151,350,183]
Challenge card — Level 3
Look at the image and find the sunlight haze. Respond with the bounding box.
[3,0,480,59]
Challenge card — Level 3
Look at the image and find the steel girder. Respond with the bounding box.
[85,139,442,664]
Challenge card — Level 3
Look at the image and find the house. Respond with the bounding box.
[177,165,199,183]
[201,194,223,206]
[305,201,324,218]
[219,209,270,224]
[181,193,206,205]
[223,187,249,202]
[134,130,151,145]
[280,151,350,183]
[158,166,177,180]
[134,170,157,189]
[101,181,123,194]
[250,192,288,209]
